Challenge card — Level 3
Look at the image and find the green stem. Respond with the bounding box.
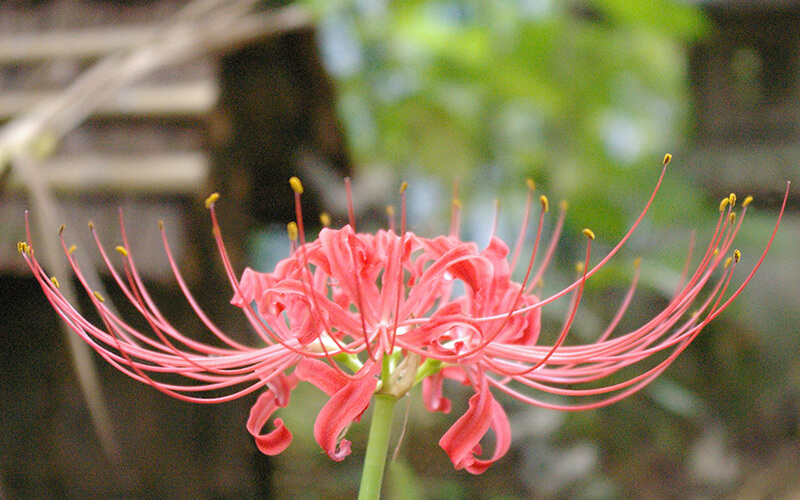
[358,394,397,500]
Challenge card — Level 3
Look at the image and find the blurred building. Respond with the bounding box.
[0,1,351,498]
[688,2,800,498]
[689,0,800,202]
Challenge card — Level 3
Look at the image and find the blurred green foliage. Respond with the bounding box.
[309,0,709,238]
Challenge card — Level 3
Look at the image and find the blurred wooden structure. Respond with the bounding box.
[690,3,800,499]
[0,1,351,498]
[0,1,212,278]
[0,0,351,277]
[689,0,800,201]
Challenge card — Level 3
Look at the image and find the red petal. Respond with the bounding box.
[439,375,511,474]
[422,372,451,413]
[294,358,348,396]
[310,363,380,461]
[246,373,299,455]
[230,267,273,307]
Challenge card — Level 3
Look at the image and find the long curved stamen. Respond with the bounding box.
[288,221,299,255]
[513,196,548,305]
[386,205,396,234]
[489,199,501,240]
[477,158,669,324]
[286,180,365,371]
[78,221,299,379]
[461,195,549,353]
[289,177,307,245]
[345,176,356,229]
[594,258,641,344]
[157,224,254,350]
[33,224,293,400]
[205,194,335,361]
[450,180,461,238]
[487,183,788,411]
[701,182,789,323]
[579,156,671,283]
[528,197,564,292]
[389,182,409,352]
[96,229,253,376]
[509,179,536,271]
[487,229,595,376]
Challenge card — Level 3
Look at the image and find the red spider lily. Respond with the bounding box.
[19,155,788,474]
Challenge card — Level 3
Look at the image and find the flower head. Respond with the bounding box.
[19,155,788,473]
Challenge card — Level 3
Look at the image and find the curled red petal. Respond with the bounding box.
[438,375,511,474]
[246,373,299,455]
[231,267,273,307]
[312,363,380,461]
[422,372,451,413]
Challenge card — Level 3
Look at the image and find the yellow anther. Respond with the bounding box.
[115,246,128,257]
[68,245,77,255]
[58,224,65,236]
[93,291,105,303]
[560,200,568,211]
[719,198,729,212]
[540,195,549,213]
[494,199,501,210]
[17,242,28,254]
[526,178,535,191]
[452,198,462,208]
[729,212,736,224]
[386,205,395,217]
[663,153,672,166]
[158,220,164,230]
[582,228,596,240]
[734,249,741,263]
[634,257,642,269]
[204,192,220,209]
[399,181,408,194]
[575,262,585,274]
[287,222,298,241]
[50,276,59,288]
[724,257,733,269]
[743,195,753,207]
[320,212,331,228]
[728,193,736,208]
[289,176,304,195]
[88,221,94,230]
[713,247,719,256]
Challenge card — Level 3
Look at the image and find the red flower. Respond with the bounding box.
[19,156,788,473]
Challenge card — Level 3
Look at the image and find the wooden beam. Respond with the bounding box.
[0,80,218,119]
[4,152,208,195]
[0,26,156,64]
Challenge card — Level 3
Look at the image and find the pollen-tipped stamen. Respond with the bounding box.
[345,177,356,229]
[526,197,565,293]
[488,227,596,377]
[473,188,550,352]
[449,179,461,237]
[388,182,410,353]
[289,177,306,246]
[509,179,537,271]
[287,222,299,255]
